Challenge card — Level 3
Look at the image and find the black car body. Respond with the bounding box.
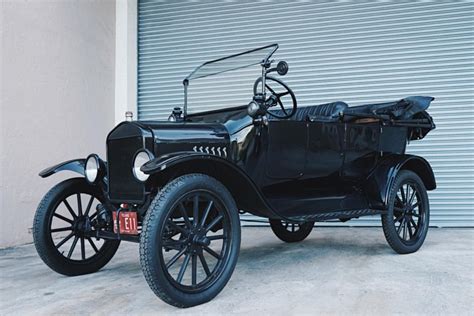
[34,44,436,307]
[102,99,435,221]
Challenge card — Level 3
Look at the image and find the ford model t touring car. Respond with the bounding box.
[33,44,436,307]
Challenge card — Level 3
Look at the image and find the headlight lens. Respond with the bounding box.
[133,150,153,182]
[85,154,99,183]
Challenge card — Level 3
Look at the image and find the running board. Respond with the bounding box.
[288,209,386,222]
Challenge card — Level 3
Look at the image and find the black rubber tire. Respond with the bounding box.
[33,178,120,276]
[140,174,241,308]
[381,170,430,254]
[269,219,314,242]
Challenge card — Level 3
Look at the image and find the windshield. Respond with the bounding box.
[185,44,278,82]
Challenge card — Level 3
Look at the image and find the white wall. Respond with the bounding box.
[115,0,137,123]
[0,0,116,247]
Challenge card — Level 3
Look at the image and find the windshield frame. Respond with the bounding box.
[184,43,279,82]
[182,43,279,117]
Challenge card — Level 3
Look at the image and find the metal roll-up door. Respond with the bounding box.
[138,0,474,227]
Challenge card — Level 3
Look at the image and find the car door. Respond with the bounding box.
[265,120,307,179]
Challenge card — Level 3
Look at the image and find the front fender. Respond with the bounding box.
[365,154,436,208]
[141,151,224,174]
[141,152,282,219]
[39,159,85,178]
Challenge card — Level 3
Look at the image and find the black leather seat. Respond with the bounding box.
[270,101,348,122]
[268,96,433,122]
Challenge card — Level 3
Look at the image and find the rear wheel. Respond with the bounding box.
[381,170,430,254]
[33,178,120,276]
[269,219,314,242]
[140,174,241,308]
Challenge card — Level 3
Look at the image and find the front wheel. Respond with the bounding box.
[269,219,314,242]
[33,178,120,276]
[381,170,430,254]
[140,174,241,308]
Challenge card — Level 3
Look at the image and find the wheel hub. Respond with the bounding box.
[185,228,211,252]
[72,216,91,236]
[404,203,416,216]
[194,236,210,247]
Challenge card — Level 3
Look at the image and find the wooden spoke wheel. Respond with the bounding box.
[140,174,240,308]
[269,219,314,243]
[382,170,430,254]
[33,178,120,276]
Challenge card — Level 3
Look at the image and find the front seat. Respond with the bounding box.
[306,101,348,122]
[270,101,348,122]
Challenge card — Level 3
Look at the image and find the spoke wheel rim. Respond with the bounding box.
[48,192,105,261]
[159,189,232,293]
[282,221,301,233]
[392,181,426,245]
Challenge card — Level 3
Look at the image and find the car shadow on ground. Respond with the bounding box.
[238,233,390,263]
[101,229,394,277]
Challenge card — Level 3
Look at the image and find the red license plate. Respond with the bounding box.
[112,211,138,235]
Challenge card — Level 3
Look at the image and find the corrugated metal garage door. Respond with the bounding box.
[138,0,474,227]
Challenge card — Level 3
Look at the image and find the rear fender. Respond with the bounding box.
[39,159,85,178]
[141,152,279,218]
[365,154,436,208]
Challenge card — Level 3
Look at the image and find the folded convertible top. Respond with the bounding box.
[343,96,435,120]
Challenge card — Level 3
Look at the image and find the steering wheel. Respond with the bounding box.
[253,76,297,119]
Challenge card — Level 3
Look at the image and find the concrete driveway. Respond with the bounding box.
[1,227,473,315]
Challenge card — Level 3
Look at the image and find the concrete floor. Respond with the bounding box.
[1,227,473,315]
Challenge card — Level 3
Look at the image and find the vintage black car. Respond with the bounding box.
[33,44,436,307]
